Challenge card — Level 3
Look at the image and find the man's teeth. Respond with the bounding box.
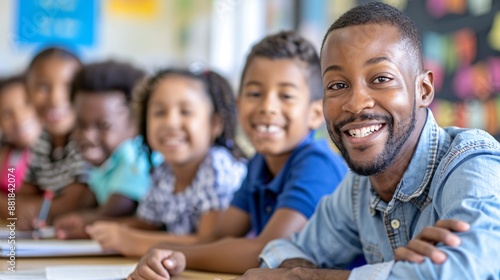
[256,125,281,133]
[348,124,382,138]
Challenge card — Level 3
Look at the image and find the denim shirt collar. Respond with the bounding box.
[370,109,441,213]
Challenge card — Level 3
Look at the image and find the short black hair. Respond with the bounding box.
[70,60,145,104]
[133,69,245,160]
[27,47,81,71]
[0,75,26,96]
[321,2,423,71]
[240,31,323,101]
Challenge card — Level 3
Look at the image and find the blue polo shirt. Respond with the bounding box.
[230,131,347,235]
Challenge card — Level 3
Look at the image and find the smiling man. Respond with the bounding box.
[238,2,500,280]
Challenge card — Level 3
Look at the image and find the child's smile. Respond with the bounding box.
[238,57,321,160]
[252,122,285,140]
[147,76,219,168]
[158,133,187,150]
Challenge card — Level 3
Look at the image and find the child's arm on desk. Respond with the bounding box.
[50,182,95,214]
[15,182,90,230]
[131,207,308,276]
[87,210,223,256]
[54,193,142,239]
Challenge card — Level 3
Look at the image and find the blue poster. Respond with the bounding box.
[15,0,97,47]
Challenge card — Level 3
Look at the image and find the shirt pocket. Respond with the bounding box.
[360,238,384,264]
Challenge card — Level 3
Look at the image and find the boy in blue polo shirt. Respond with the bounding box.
[54,61,155,239]
[127,31,348,278]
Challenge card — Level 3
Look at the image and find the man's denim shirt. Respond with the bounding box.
[259,109,500,279]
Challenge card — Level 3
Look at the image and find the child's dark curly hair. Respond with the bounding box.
[133,69,245,160]
[70,60,145,105]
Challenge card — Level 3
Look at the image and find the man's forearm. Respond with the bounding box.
[286,267,351,280]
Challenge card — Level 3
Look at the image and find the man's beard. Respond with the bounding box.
[328,100,416,176]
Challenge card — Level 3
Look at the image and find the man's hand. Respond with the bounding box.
[236,268,290,280]
[54,213,89,239]
[279,258,318,269]
[127,249,186,280]
[236,267,350,280]
[395,219,470,264]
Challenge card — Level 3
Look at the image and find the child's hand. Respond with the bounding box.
[54,213,89,239]
[394,219,470,264]
[127,248,186,280]
[16,198,40,230]
[86,222,128,253]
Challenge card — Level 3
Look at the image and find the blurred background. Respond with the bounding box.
[1,0,499,140]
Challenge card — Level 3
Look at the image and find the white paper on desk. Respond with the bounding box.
[0,239,116,257]
[0,226,56,239]
[0,269,45,280]
[46,264,136,280]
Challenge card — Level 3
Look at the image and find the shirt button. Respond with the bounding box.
[391,219,400,229]
[266,206,272,213]
[369,208,376,216]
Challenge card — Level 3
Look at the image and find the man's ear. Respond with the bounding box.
[308,99,325,130]
[418,70,434,108]
[211,113,224,140]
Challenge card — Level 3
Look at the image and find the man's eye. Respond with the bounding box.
[373,76,391,84]
[329,83,348,90]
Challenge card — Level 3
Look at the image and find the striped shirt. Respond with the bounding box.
[137,146,247,235]
[24,131,89,192]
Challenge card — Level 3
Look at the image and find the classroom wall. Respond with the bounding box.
[0,0,345,86]
[0,0,295,88]
[2,0,498,141]
[0,0,205,76]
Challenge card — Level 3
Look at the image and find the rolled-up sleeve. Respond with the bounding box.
[349,261,393,280]
[259,238,318,268]
[259,175,364,269]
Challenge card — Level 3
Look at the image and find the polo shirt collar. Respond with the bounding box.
[248,130,316,193]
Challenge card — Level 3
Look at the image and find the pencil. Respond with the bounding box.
[33,190,54,238]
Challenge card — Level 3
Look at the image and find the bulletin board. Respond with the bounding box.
[15,0,98,48]
[360,0,500,140]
